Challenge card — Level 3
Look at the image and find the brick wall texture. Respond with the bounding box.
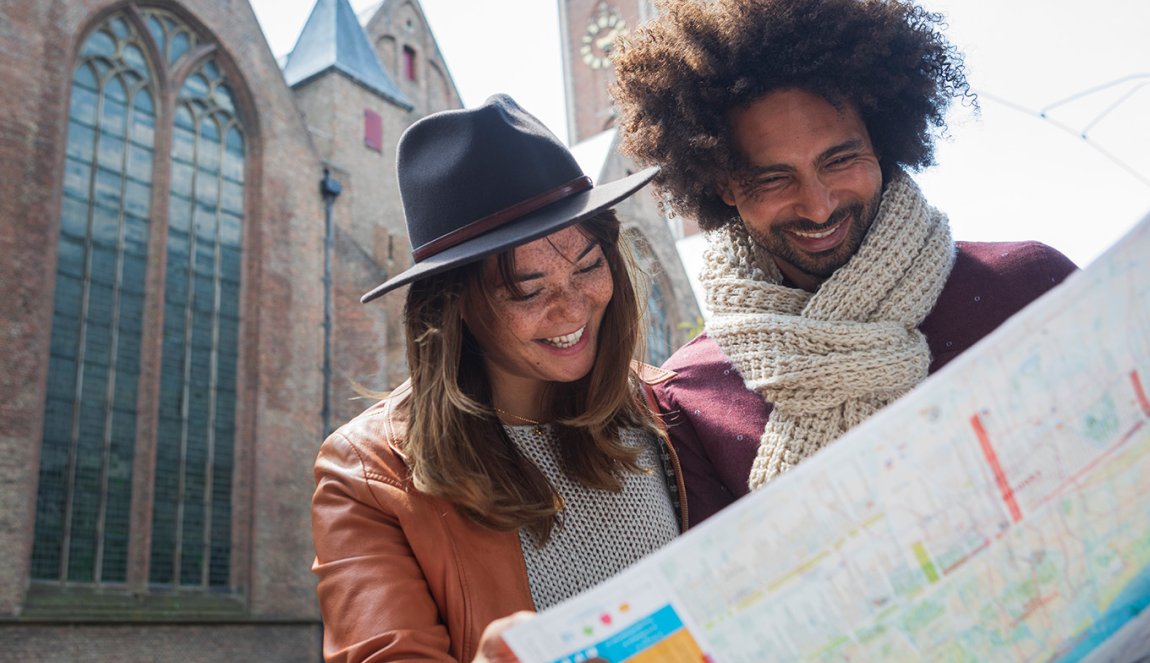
[0,0,699,657]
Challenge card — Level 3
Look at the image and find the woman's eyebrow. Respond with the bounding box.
[513,239,598,283]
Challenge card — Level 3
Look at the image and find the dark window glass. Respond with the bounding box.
[171,32,190,62]
[223,126,244,184]
[151,59,242,589]
[643,262,673,367]
[82,30,116,58]
[403,45,416,81]
[142,8,198,66]
[32,13,154,585]
[36,6,244,599]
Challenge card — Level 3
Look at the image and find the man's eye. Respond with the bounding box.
[753,176,787,190]
[744,178,785,199]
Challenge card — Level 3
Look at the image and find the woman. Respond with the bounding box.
[310,94,687,663]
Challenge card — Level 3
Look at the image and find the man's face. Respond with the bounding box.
[718,88,883,291]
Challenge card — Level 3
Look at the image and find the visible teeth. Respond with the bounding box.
[543,327,585,348]
[792,223,838,239]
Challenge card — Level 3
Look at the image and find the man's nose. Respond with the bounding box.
[794,176,836,223]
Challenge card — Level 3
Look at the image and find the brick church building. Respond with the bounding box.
[0,0,699,659]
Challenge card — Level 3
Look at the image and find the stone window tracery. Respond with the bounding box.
[32,5,247,596]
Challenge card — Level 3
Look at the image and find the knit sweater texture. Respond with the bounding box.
[506,424,678,609]
[657,177,1078,524]
[702,171,955,489]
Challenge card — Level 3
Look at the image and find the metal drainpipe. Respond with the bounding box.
[320,168,342,438]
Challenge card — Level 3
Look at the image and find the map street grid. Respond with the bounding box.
[505,211,1150,662]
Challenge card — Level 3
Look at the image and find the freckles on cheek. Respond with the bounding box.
[596,278,615,307]
[507,316,541,344]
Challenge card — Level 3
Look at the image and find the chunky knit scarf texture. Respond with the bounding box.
[701,170,956,490]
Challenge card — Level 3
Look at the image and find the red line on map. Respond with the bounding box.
[941,537,990,576]
[1133,370,1150,417]
[971,414,1023,523]
[1038,419,1144,505]
[1011,591,1061,627]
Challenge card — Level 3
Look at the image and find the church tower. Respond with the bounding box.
[557,0,702,366]
[558,0,652,145]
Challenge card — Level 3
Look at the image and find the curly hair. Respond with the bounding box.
[611,0,972,230]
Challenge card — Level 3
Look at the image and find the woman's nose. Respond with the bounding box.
[548,284,587,322]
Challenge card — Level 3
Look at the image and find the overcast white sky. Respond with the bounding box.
[251,0,1150,274]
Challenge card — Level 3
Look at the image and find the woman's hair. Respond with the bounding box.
[611,0,972,230]
[401,209,655,541]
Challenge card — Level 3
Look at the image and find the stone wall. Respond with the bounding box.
[0,0,327,654]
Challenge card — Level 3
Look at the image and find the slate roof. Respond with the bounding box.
[283,0,413,109]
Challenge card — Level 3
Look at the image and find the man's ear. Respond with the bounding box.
[715,178,738,207]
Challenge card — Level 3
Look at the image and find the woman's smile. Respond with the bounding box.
[465,225,615,405]
[539,325,586,349]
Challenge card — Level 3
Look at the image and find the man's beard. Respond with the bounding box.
[748,194,881,283]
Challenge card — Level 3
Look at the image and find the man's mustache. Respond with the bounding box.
[776,204,859,233]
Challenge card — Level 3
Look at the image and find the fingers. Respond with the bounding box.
[474,611,536,663]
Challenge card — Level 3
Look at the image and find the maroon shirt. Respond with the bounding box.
[655,241,1078,526]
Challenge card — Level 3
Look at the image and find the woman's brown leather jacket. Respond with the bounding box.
[311,364,687,662]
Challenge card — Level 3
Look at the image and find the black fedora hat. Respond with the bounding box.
[360,94,658,303]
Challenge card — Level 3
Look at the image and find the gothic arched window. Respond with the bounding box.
[150,59,244,588]
[32,5,248,597]
[32,13,155,587]
[645,275,674,367]
[624,228,675,367]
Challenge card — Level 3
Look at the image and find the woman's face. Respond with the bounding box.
[465,225,615,404]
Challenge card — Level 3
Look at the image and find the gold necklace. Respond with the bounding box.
[495,408,546,433]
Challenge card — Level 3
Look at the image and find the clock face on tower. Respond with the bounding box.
[580,5,627,70]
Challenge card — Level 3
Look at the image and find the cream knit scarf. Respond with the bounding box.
[700,170,956,490]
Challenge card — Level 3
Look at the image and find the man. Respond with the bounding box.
[611,0,1078,525]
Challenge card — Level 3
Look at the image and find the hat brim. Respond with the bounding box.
[360,166,659,303]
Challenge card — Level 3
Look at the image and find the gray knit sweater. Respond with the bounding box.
[505,424,678,610]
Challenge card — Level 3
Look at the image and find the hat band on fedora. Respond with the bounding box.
[411,175,593,262]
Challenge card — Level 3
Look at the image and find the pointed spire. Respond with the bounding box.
[283,0,412,109]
